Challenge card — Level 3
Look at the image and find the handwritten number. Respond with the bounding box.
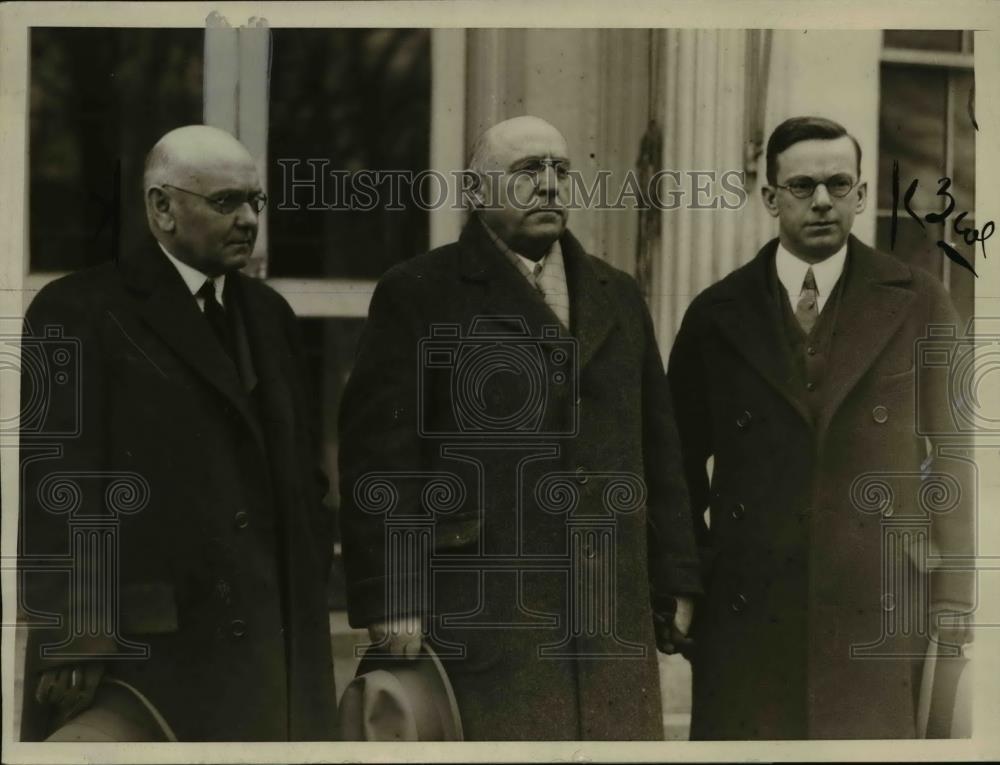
[903,178,922,229]
[926,177,956,224]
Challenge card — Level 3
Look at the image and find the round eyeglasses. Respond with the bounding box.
[774,174,858,200]
[162,184,268,214]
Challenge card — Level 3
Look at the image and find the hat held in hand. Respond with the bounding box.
[339,642,463,741]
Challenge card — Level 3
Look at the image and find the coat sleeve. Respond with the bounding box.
[666,298,715,585]
[18,281,118,711]
[338,267,427,628]
[916,281,976,621]
[633,280,702,607]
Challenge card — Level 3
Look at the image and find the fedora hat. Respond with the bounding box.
[339,643,463,741]
[45,678,176,742]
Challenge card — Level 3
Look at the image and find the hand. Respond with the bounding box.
[654,596,695,657]
[368,616,423,658]
[35,663,105,727]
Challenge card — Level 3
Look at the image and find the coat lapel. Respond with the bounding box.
[459,219,616,371]
[710,240,811,425]
[815,236,916,437]
[460,219,574,339]
[121,246,266,455]
[562,232,616,371]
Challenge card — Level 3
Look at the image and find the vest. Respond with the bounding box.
[770,255,848,426]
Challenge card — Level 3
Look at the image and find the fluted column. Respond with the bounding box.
[653,29,755,348]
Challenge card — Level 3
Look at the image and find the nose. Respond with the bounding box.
[811,183,833,211]
[234,199,259,227]
[536,162,560,200]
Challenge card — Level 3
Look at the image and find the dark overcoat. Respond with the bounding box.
[667,236,975,739]
[19,245,337,741]
[338,218,701,740]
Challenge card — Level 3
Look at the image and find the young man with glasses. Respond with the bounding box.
[667,116,974,739]
[19,125,337,741]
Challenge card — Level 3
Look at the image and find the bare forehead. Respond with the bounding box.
[174,153,261,192]
[775,136,858,178]
[490,123,569,167]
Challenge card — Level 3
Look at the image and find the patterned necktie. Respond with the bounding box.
[795,267,820,335]
[531,258,571,330]
[197,279,235,360]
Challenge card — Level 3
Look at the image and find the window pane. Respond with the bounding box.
[267,29,431,279]
[30,28,203,272]
[883,30,963,52]
[877,64,947,212]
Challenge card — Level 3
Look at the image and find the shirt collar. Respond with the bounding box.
[479,218,559,280]
[158,243,227,300]
[775,240,847,299]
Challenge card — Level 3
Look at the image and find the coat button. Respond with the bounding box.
[575,467,589,484]
[806,381,816,391]
[736,410,752,429]
[234,511,249,529]
[872,405,889,424]
[731,593,748,612]
[731,503,746,520]
[807,346,817,356]
[231,618,248,638]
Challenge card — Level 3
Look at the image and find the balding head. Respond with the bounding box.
[468,116,568,180]
[467,116,570,259]
[144,125,262,276]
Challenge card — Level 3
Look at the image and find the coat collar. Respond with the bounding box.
[458,217,616,370]
[709,235,917,434]
[119,244,266,455]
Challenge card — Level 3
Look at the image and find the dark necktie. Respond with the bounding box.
[795,267,820,335]
[197,279,235,360]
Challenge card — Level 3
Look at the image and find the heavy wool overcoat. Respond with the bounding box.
[19,245,336,741]
[339,218,701,740]
[667,236,975,739]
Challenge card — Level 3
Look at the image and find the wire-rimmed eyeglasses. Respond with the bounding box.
[773,174,858,200]
[162,184,268,214]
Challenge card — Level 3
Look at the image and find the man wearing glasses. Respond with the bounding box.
[19,125,337,741]
[339,116,700,739]
[667,116,974,739]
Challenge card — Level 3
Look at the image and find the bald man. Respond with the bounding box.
[339,116,700,740]
[19,126,337,741]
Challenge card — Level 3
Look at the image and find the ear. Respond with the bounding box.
[854,181,868,215]
[146,187,176,233]
[760,185,780,219]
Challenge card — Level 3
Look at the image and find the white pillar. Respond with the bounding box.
[654,29,749,347]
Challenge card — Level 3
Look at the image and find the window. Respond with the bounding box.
[267,29,432,280]
[29,28,204,274]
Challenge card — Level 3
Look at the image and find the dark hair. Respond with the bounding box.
[765,116,862,185]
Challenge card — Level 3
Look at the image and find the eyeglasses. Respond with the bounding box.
[510,157,571,183]
[161,184,268,214]
[773,174,858,200]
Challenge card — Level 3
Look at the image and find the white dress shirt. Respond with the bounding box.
[158,243,227,311]
[775,242,847,314]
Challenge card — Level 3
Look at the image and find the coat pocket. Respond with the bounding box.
[119,582,179,635]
